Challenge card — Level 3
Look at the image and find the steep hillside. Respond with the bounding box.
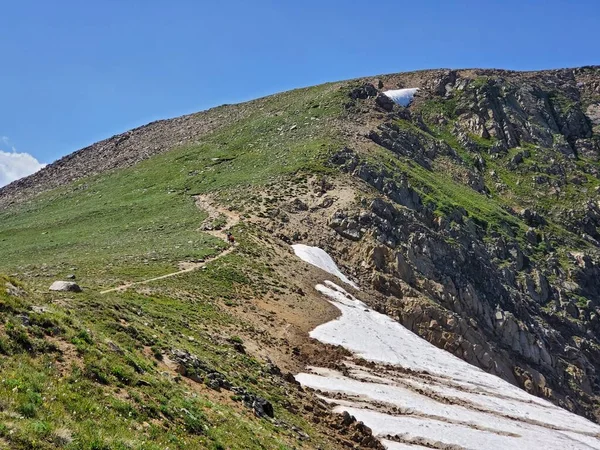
[1,66,600,448]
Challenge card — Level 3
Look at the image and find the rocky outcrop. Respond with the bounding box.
[348,190,599,417]
[447,73,594,153]
[330,149,423,213]
[349,83,378,100]
[324,68,600,421]
[171,349,277,419]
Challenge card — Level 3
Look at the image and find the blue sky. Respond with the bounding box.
[0,0,598,184]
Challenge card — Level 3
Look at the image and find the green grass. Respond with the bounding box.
[365,145,523,235]
[0,233,340,449]
[417,97,458,121]
[0,162,225,288]
[469,76,492,89]
[0,82,345,290]
[0,81,352,450]
[548,91,578,115]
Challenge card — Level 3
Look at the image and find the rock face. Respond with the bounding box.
[323,66,600,422]
[49,281,82,292]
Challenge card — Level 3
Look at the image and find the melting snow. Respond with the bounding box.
[382,88,419,106]
[290,246,600,449]
[380,442,431,450]
[291,244,358,289]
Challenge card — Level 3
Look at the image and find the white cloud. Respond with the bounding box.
[0,148,46,187]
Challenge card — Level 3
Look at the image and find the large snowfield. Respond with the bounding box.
[293,246,600,449]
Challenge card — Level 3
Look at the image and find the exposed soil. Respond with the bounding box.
[46,336,84,376]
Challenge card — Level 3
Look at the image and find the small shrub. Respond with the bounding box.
[183,412,206,435]
[77,329,94,345]
[151,345,163,360]
[29,420,52,439]
[0,336,12,355]
[89,439,111,450]
[125,356,146,374]
[18,401,38,418]
[84,360,110,384]
[228,335,243,344]
[29,313,56,329]
[7,326,33,352]
[111,364,136,385]
[111,398,137,418]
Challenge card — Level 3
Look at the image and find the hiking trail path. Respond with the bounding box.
[100,195,240,294]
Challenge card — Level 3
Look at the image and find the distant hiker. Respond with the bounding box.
[226,232,235,245]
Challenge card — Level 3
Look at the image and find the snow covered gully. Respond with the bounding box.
[382,88,419,107]
[292,245,600,449]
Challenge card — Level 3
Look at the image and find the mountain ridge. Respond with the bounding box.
[2,65,600,448]
[4,66,599,208]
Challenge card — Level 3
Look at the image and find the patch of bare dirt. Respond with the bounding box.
[195,194,240,239]
[46,336,84,376]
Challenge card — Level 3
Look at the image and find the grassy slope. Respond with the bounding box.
[0,247,331,450]
[0,83,348,449]
[4,72,595,448]
[0,82,343,290]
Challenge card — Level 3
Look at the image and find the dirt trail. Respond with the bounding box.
[194,195,240,240]
[101,195,240,295]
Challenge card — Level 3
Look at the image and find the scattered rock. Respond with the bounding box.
[232,387,275,419]
[253,397,274,418]
[341,410,355,426]
[520,208,547,227]
[375,93,395,111]
[16,314,30,326]
[5,281,25,296]
[525,228,538,245]
[349,83,377,100]
[511,152,524,165]
[284,198,309,212]
[565,301,580,319]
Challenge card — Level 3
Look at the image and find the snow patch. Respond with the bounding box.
[291,244,358,288]
[380,441,431,450]
[338,406,600,450]
[382,88,419,106]
[297,280,600,449]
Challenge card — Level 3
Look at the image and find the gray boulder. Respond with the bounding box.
[586,103,600,126]
[49,281,82,292]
